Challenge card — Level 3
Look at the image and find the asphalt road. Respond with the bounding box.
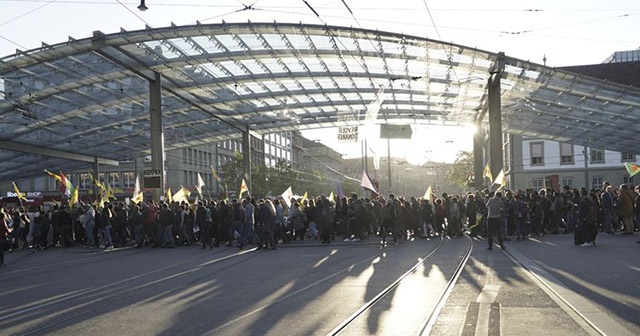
[1,233,638,336]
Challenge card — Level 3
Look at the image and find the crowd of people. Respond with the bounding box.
[1,181,639,266]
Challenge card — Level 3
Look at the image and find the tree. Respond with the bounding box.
[449,150,474,189]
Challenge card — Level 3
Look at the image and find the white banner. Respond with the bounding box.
[338,126,358,142]
[337,109,359,142]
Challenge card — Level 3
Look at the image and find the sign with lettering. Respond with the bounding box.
[337,126,358,142]
[6,191,42,198]
[143,170,162,189]
[380,124,412,139]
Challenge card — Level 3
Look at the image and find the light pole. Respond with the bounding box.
[583,146,589,190]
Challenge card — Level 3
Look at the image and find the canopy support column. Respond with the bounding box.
[242,125,252,197]
[488,52,505,189]
[150,71,165,202]
[93,157,100,200]
[473,122,485,190]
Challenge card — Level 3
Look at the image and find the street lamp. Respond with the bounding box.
[137,0,148,11]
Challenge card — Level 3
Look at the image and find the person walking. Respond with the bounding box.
[486,191,505,250]
[616,184,635,235]
[0,212,10,266]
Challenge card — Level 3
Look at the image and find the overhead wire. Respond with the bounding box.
[421,0,459,84]
[0,0,58,27]
[114,0,150,26]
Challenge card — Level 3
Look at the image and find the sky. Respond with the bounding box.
[1,0,639,164]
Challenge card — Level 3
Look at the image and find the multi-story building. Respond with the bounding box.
[508,135,638,191]
[3,129,351,204]
[506,47,640,191]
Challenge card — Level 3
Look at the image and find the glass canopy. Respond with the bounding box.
[1,21,639,180]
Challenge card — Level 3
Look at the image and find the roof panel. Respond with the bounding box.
[1,22,639,181]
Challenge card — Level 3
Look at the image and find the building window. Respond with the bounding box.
[122,172,134,188]
[621,152,635,161]
[79,173,91,189]
[623,174,634,184]
[530,142,544,165]
[560,143,574,164]
[531,178,544,190]
[591,176,603,191]
[109,173,120,188]
[561,177,573,189]
[590,149,604,163]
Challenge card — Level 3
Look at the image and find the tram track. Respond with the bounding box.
[3,237,473,336]
[327,234,473,336]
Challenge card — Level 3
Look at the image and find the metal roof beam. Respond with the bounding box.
[0,140,119,166]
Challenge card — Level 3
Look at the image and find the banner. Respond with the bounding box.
[337,109,359,142]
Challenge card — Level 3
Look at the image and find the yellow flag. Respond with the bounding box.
[483,163,493,182]
[493,169,507,190]
[239,179,249,197]
[210,165,220,181]
[172,186,192,203]
[423,185,433,201]
[69,185,79,209]
[105,181,116,200]
[12,182,27,202]
[166,187,173,203]
[132,175,144,204]
[301,191,308,205]
[328,191,334,203]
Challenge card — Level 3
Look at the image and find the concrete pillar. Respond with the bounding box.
[473,122,484,190]
[93,157,100,200]
[150,71,165,202]
[242,125,252,197]
[488,53,505,188]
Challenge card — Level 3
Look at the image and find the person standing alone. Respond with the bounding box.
[486,191,505,250]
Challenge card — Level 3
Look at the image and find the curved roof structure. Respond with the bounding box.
[1,21,640,181]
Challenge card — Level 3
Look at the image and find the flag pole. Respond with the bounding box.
[12,182,27,213]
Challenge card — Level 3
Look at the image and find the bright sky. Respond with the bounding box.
[1,0,638,164]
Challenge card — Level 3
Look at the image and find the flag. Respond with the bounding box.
[173,186,191,203]
[493,169,506,190]
[89,173,104,190]
[45,169,67,195]
[105,181,116,200]
[89,173,107,199]
[301,191,308,206]
[361,171,378,193]
[239,178,249,198]
[12,182,27,202]
[465,172,475,187]
[337,183,346,199]
[45,169,62,183]
[624,162,640,177]
[210,165,221,181]
[328,191,334,203]
[280,186,293,208]
[483,163,493,182]
[132,175,144,204]
[166,187,173,203]
[59,171,73,197]
[423,185,433,201]
[68,184,79,209]
[196,173,206,196]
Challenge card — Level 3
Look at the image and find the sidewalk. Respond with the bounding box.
[432,232,639,336]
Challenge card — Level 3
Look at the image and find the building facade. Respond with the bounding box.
[507,135,638,191]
